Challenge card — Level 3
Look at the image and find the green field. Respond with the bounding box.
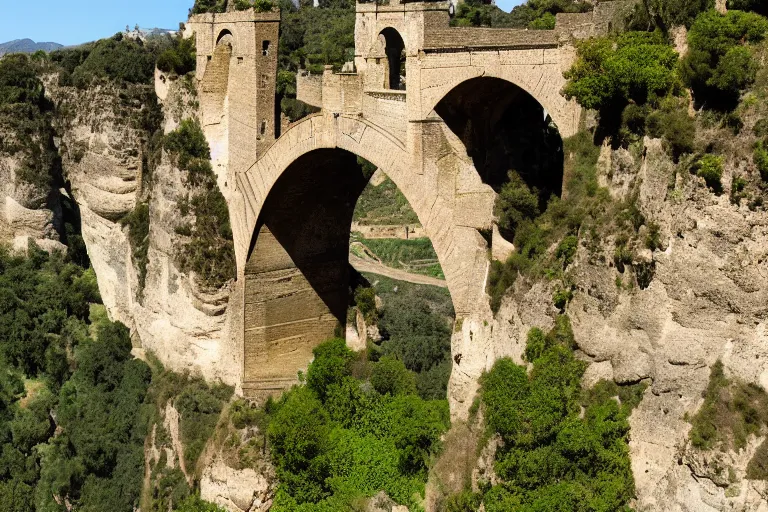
[353,236,445,279]
[353,176,420,225]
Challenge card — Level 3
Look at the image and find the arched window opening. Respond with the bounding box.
[216,29,233,46]
[379,28,405,90]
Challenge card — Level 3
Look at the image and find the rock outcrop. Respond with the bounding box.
[44,75,241,388]
[485,136,768,511]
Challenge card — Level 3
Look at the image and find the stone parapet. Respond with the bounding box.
[296,71,323,108]
[424,27,558,50]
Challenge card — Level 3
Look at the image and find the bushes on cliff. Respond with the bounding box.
[0,53,58,191]
[688,360,768,451]
[465,319,639,511]
[120,202,151,290]
[164,119,235,289]
[276,0,354,121]
[450,0,590,29]
[267,338,450,510]
[681,9,768,110]
[563,31,680,116]
[52,33,163,88]
[156,36,196,77]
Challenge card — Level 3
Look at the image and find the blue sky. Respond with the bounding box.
[1,0,526,47]
[496,0,526,13]
[0,1,195,46]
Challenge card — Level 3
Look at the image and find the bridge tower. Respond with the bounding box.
[185,9,280,179]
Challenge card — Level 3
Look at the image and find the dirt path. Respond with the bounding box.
[349,254,448,288]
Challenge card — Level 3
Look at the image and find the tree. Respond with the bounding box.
[563,31,680,114]
[306,338,354,401]
[371,357,417,397]
[681,9,768,109]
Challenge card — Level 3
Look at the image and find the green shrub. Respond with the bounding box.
[354,287,377,324]
[164,120,235,289]
[645,221,662,251]
[696,154,724,193]
[552,288,573,312]
[681,9,768,109]
[120,202,151,290]
[555,235,578,268]
[478,320,635,511]
[156,36,196,76]
[267,338,449,509]
[528,12,556,30]
[689,360,768,451]
[370,357,417,397]
[174,494,227,511]
[494,170,541,240]
[754,140,768,181]
[190,0,227,14]
[563,31,680,113]
[52,33,160,87]
[175,379,233,470]
[0,54,57,191]
[634,0,713,30]
[646,101,696,160]
[753,118,768,137]
[747,439,768,480]
[306,339,355,402]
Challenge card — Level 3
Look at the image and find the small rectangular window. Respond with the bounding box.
[262,40,270,56]
[237,57,244,64]
[207,55,212,61]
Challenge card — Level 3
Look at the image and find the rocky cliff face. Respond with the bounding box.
[44,74,241,389]
[481,135,768,511]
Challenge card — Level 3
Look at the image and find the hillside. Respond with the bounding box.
[0,38,62,55]
[2,0,768,511]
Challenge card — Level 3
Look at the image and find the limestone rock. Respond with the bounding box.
[200,457,274,512]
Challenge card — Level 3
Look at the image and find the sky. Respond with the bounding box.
[0,0,527,47]
[0,0,195,46]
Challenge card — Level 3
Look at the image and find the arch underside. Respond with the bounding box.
[243,149,367,394]
[234,114,492,395]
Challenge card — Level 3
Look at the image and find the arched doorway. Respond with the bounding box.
[379,28,405,90]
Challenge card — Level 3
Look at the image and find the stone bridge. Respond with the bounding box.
[184,0,632,403]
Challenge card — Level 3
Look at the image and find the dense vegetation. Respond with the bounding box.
[51,33,168,88]
[266,338,450,510]
[688,361,768,452]
[0,242,230,512]
[165,119,236,290]
[444,318,644,511]
[276,0,353,121]
[451,0,590,30]
[372,280,454,400]
[490,5,768,313]
[0,53,59,191]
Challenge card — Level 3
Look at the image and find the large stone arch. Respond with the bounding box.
[230,113,492,394]
[416,52,580,138]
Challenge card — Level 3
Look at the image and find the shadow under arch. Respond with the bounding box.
[216,28,233,45]
[242,146,455,394]
[379,27,405,90]
[434,76,564,200]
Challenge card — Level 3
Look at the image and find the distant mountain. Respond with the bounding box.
[0,39,63,56]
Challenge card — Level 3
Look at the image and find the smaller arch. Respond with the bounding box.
[216,29,234,46]
[379,28,405,90]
